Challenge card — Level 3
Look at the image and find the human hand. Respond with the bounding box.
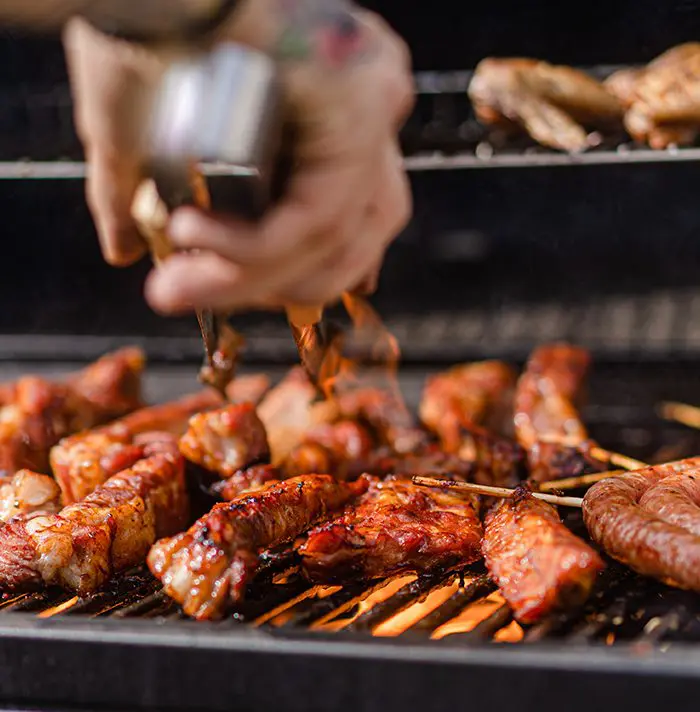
[64,2,414,312]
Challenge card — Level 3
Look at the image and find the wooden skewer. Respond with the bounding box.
[588,447,647,472]
[659,401,700,430]
[538,469,625,492]
[412,476,583,508]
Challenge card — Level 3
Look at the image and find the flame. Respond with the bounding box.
[317,293,403,405]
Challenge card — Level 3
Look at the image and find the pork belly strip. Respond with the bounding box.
[0,348,145,475]
[483,489,605,623]
[583,458,700,590]
[514,343,607,482]
[51,390,223,504]
[0,433,188,594]
[299,475,483,582]
[178,402,270,479]
[148,474,368,619]
[420,361,525,487]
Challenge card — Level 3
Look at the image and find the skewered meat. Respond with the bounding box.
[178,402,270,478]
[148,474,368,619]
[0,433,187,594]
[0,348,145,475]
[0,470,61,522]
[583,458,700,591]
[284,420,375,480]
[420,361,525,487]
[300,475,483,582]
[256,368,333,465]
[514,343,607,481]
[606,43,700,148]
[469,58,624,152]
[51,390,223,504]
[211,465,281,500]
[225,374,270,405]
[483,488,605,623]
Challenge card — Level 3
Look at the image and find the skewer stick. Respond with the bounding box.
[538,469,625,492]
[659,401,700,430]
[588,447,647,471]
[412,476,583,508]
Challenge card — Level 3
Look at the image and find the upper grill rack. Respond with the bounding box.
[3,65,700,171]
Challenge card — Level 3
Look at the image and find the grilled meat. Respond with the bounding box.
[514,343,608,482]
[284,420,375,480]
[606,43,700,148]
[0,348,145,475]
[178,402,270,478]
[0,470,61,522]
[420,361,525,487]
[225,374,271,405]
[211,465,281,500]
[51,390,223,504]
[300,475,482,582]
[0,433,187,594]
[469,58,623,152]
[148,474,368,619]
[639,470,700,535]
[483,488,605,623]
[583,458,700,591]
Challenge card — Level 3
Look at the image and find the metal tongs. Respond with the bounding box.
[131,44,329,395]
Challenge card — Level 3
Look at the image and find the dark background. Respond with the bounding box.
[0,0,698,351]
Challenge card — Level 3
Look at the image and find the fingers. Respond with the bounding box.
[63,18,161,266]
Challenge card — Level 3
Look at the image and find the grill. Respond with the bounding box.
[5,3,700,709]
[0,367,698,710]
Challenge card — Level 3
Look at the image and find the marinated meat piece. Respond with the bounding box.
[51,390,222,504]
[606,43,700,148]
[211,465,281,500]
[583,458,700,591]
[514,343,607,482]
[225,374,271,405]
[639,471,700,535]
[178,402,270,478]
[367,444,473,480]
[0,433,187,594]
[0,470,61,522]
[284,420,375,480]
[148,474,368,619]
[469,58,623,152]
[420,361,525,487]
[300,475,482,582]
[420,361,517,449]
[334,387,428,455]
[483,489,605,623]
[0,348,145,475]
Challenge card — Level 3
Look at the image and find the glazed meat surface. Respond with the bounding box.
[606,43,700,148]
[639,471,700,535]
[420,361,525,487]
[225,374,271,405]
[300,475,483,582]
[284,420,375,480]
[51,390,222,504]
[0,470,61,522]
[583,458,700,591]
[0,433,188,594]
[178,402,270,478]
[148,474,368,619]
[469,58,623,152]
[514,343,607,481]
[0,348,145,475]
[483,489,605,623]
[420,360,517,450]
[211,465,281,500]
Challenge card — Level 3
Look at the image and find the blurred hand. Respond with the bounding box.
[63,5,414,313]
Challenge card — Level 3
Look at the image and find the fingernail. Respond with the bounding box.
[168,208,201,244]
